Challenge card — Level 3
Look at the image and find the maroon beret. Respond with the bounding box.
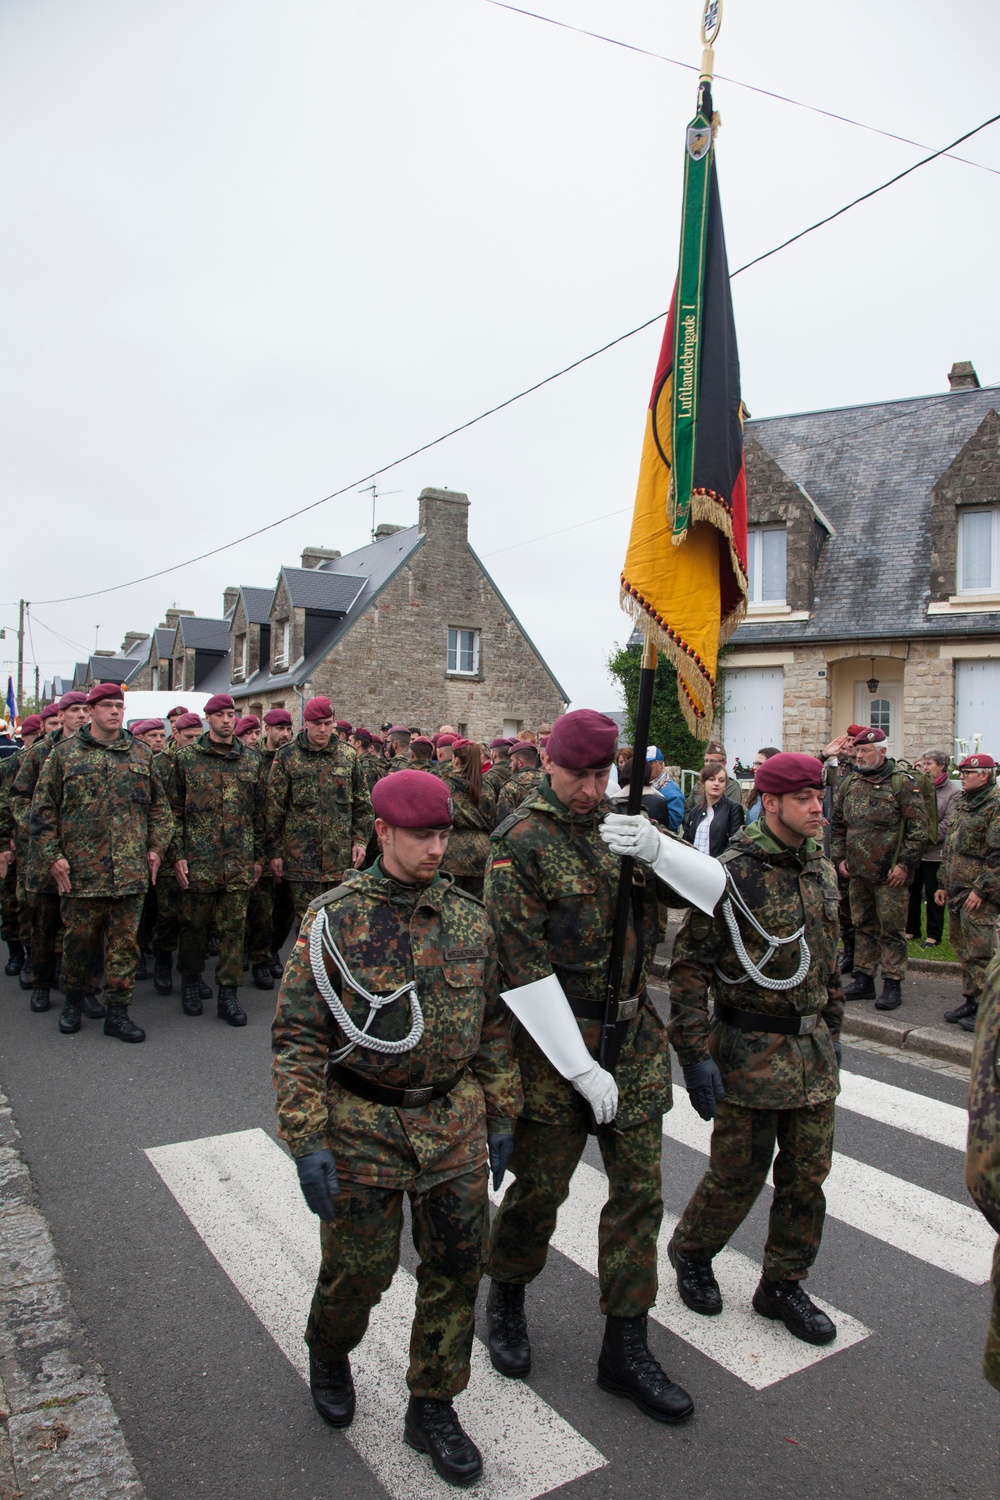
[846,724,864,737]
[371,769,453,828]
[335,719,352,732]
[262,708,292,727]
[387,724,410,737]
[489,737,509,750]
[959,754,996,770]
[303,696,334,723]
[235,713,260,733]
[87,682,124,705]
[754,752,824,794]
[411,736,434,749]
[203,694,235,714]
[40,703,61,720]
[435,732,457,748]
[354,729,373,747]
[130,720,155,736]
[370,732,384,746]
[172,712,203,731]
[58,691,89,709]
[20,715,42,735]
[167,705,189,718]
[545,710,618,770]
[143,718,165,732]
[451,736,470,750]
[853,727,886,746]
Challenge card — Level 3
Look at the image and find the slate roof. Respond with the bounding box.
[88,655,134,684]
[279,568,367,615]
[238,587,274,626]
[735,384,1000,646]
[153,628,175,659]
[176,616,231,653]
[123,635,150,660]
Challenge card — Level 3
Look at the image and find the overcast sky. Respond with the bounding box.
[2,0,998,711]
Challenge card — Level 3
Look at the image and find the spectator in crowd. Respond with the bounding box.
[906,750,960,947]
[744,747,782,824]
[683,764,745,856]
[684,741,743,810]
[615,746,633,775]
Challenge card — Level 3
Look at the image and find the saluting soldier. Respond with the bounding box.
[244,707,296,988]
[272,770,520,1487]
[0,714,43,976]
[494,739,543,824]
[936,753,1000,1033]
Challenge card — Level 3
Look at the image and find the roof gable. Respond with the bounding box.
[279,567,367,614]
[177,616,231,652]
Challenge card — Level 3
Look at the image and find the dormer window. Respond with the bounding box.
[274,619,291,669]
[233,633,247,681]
[957,506,1000,594]
[746,525,786,605]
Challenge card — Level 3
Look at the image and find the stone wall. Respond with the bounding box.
[745,438,830,611]
[930,409,1000,601]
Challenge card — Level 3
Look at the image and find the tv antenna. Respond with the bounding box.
[359,483,402,540]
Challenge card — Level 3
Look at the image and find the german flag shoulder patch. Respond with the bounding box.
[491,856,513,870]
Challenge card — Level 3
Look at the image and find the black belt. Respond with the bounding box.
[569,995,641,1024]
[713,1001,821,1037]
[330,1063,464,1109]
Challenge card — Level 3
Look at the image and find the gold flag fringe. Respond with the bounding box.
[620,582,716,739]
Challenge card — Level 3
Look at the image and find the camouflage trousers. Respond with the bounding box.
[673,1097,836,1282]
[60,894,144,1002]
[27,891,62,985]
[245,875,296,965]
[949,900,999,1003]
[137,885,157,953]
[837,867,853,947]
[178,888,250,988]
[1,859,18,943]
[306,1167,489,1398]
[849,877,908,981]
[985,1238,1000,1391]
[486,1114,663,1317]
[152,879,181,954]
[14,872,31,946]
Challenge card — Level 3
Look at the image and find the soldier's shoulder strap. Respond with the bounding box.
[491,808,533,840]
[446,878,486,908]
[307,882,355,913]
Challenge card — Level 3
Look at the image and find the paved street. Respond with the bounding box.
[0,966,996,1500]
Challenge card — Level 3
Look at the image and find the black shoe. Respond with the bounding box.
[207,934,219,957]
[843,972,875,1001]
[198,979,213,1000]
[309,1353,355,1428]
[18,949,33,989]
[153,951,173,995]
[959,1011,979,1033]
[135,952,149,982]
[81,992,106,1019]
[668,1239,722,1316]
[217,986,247,1027]
[944,996,977,1025]
[29,987,51,1013]
[4,941,26,976]
[252,963,274,991]
[58,996,82,1034]
[596,1314,694,1424]
[838,941,855,975]
[269,950,284,979]
[752,1275,836,1345]
[486,1280,531,1377]
[103,1003,145,1043]
[181,977,203,1016]
[875,978,902,1011]
[404,1398,483,1487]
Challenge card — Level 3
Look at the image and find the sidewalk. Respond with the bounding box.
[652,921,974,1069]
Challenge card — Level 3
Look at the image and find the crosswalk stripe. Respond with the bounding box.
[663,1097,994,1284]
[145,1129,607,1500]
[491,1165,870,1391]
[837,1069,968,1152]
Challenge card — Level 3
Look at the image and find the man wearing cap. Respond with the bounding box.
[408,736,437,773]
[235,714,261,749]
[384,726,412,774]
[265,697,372,924]
[643,746,684,831]
[162,706,190,756]
[483,739,513,799]
[272,770,521,1485]
[819,731,860,973]
[244,708,296,988]
[334,719,352,742]
[149,714,202,994]
[0,714,42,976]
[165,694,265,1026]
[130,721,168,980]
[663,752,844,1345]
[831,727,928,1011]
[434,732,457,771]
[935,755,1000,1033]
[350,728,384,795]
[32,684,173,1042]
[494,739,544,824]
[483,708,694,1424]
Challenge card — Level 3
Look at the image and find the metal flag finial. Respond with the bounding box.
[700,0,723,82]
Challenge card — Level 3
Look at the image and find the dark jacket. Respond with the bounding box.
[682,795,744,856]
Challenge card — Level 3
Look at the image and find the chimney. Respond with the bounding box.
[300,546,341,570]
[94,649,116,658]
[948,361,981,391]
[418,487,470,544]
[161,608,195,629]
[223,587,239,616]
[373,523,405,541]
[121,630,146,653]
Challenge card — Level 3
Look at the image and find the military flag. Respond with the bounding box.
[5,675,15,728]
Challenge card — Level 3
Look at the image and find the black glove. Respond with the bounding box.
[296,1148,339,1221]
[487,1133,515,1192]
[682,1058,726,1121]
[833,1040,843,1068]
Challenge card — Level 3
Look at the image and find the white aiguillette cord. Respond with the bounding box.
[716,877,811,992]
[309,907,424,1063]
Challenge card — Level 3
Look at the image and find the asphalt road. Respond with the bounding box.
[0,966,996,1500]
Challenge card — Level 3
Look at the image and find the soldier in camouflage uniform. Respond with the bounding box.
[244,708,295,989]
[384,726,413,774]
[484,709,694,1424]
[935,754,1000,1032]
[665,752,843,1345]
[31,684,173,1042]
[166,694,265,1026]
[966,953,1000,1391]
[820,731,858,972]
[435,741,495,900]
[407,736,439,773]
[272,770,520,1486]
[0,715,42,975]
[831,726,928,1011]
[483,738,513,801]
[129,721,168,982]
[150,713,203,995]
[265,696,371,922]
[494,741,544,824]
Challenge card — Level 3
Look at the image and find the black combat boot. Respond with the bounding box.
[838,936,855,975]
[81,992,106,1019]
[4,941,25,976]
[104,1003,145,1043]
[752,1275,836,1345]
[875,978,902,1011]
[944,996,977,1025]
[309,1353,355,1428]
[153,951,173,995]
[486,1280,531,1376]
[52,957,62,993]
[959,1010,979,1034]
[404,1397,483,1487]
[135,951,148,982]
[207,932,219,957]
[18,947,33,989]
[29,986,51,1013]
[668,1239,722,1315]
[597,1314,694,1424]
[217,987,247,1027]
[252,963,274,991]
[843,971,875,1001]
[181,977,203,1016]
[198,979,213,1000]
[58,994,82,1034]
[269,950,284,978]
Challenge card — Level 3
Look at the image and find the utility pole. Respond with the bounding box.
[34,664,40,707]
[16,600,24,715]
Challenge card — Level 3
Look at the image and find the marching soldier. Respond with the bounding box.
[966,954,1000,1392]
[662,753,843,1344]
[0,714,42,975]
[244,707,296,988]
[494,739,543,823]
[935,753,1000,1033]
[272,770,520,1486]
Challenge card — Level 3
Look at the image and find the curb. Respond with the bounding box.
[0,1090,147,1500]
[907,958,961,974]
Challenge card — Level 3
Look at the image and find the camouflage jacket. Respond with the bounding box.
[10,730,68,890]
[31,728,173,899]
[436,767,497,877]
[165,732,264,890]
[483,761,512,800]
[272,862,522,1189]
[0,747,24,845]
[360,751,385,793]
[385,754,412,775]
[485,775,670,1128]
[830,758,928,878]
[966,954,1000,1235]
[495,766,544,825]
[668,820,843,1109]
[264,731,372,880]
[941,786,1000,908]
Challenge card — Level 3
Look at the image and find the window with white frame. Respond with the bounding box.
[447,628,480,676]
[957,507,1000,594]
[746,525,787,605]
[274,619,291,669]
[233,633,247,681]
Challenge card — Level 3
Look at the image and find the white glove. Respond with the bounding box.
[600,811,726,916]
[600,812,661,864]
[570,1061,619,1125]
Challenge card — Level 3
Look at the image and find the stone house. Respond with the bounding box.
[716,363,1000,767]
[170,613,233,696]
[125,611,196,692]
